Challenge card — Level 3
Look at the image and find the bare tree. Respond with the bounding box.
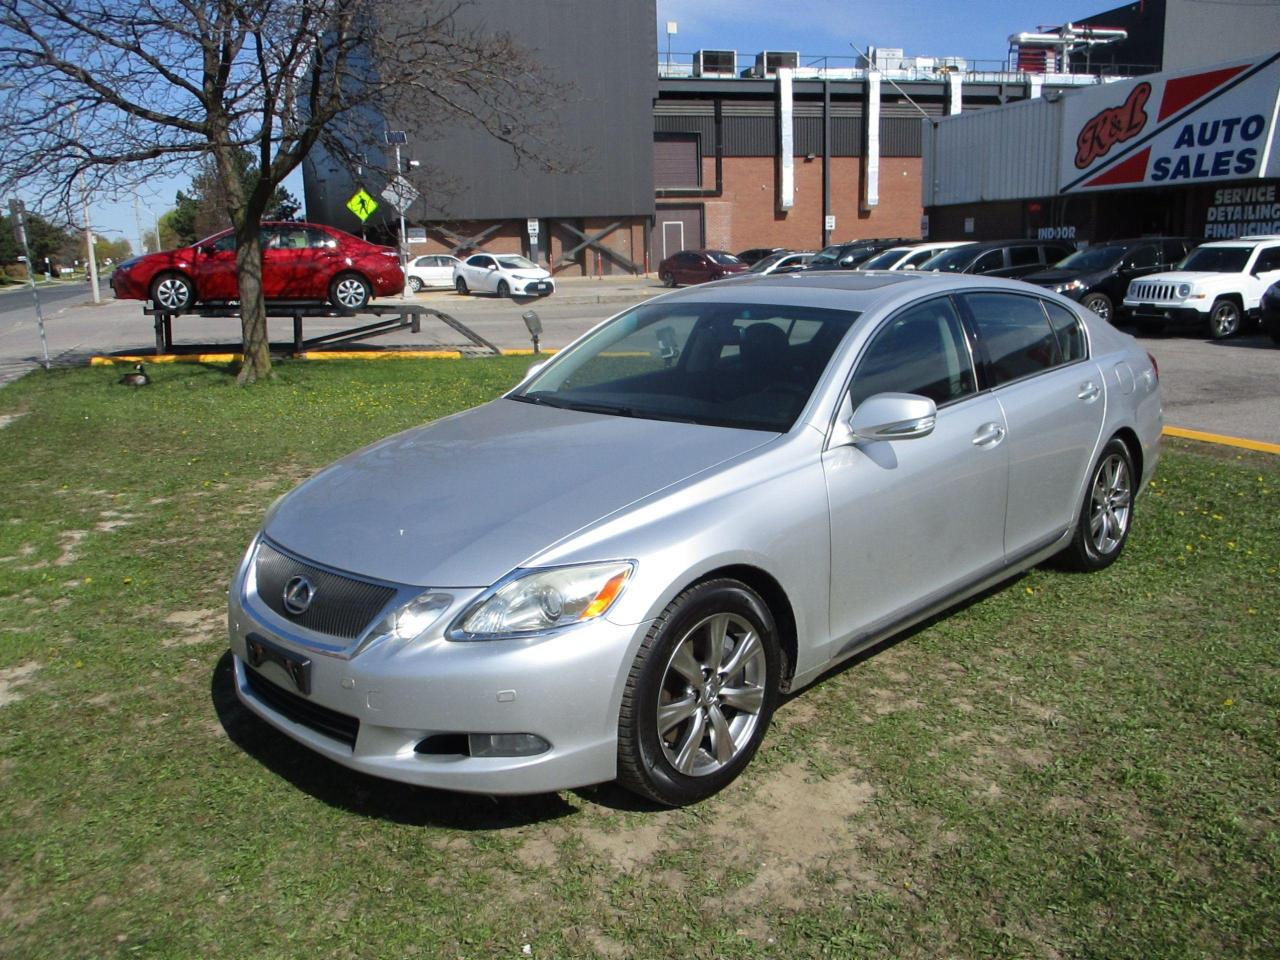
[0,0,561,382]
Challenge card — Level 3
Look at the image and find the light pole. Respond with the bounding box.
[666,21,677,73]
[385,130,409,270]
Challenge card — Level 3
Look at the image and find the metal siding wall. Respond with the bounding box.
[926,96,1061,205]
[723,116,777,156]
[881,117,922,157]
[655,115,716,151]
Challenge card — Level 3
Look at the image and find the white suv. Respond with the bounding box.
[1123,236,1280,338]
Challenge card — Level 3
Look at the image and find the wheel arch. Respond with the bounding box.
[683,563,798,690]
[1110,426,1144,488]
[149,269,197,299]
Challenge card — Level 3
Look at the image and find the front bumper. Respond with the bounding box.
[510,277,554,296]
[227,564,639,795]
[1122,301,1204,325]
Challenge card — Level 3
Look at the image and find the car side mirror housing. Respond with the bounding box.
[901,263,917,271]
[849,393,937,442]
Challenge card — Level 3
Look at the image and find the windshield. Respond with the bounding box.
[509,300,860,432]
[749,252,788,273]
[919,246,976,272]
[497,256,538,270]
[861,248,911,270]
[707,252,742,265]
[1055,245,1126,271]
[1178,246,1250,273]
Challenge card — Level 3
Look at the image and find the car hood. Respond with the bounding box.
[1133,270,1233,284]
[264,399,776,587]
[1023,267,1102,285]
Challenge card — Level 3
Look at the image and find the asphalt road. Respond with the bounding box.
[1,279,1276,445]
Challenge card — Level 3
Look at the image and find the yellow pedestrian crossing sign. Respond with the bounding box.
[347,189,378,222]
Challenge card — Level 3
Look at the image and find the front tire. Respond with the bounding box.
[661,271,676,287]
[1082,292,1113,323]
[1207,297,1242,339]
[496,279,510,298]
[1056,438,1135,572]
[617,579,781,806]
[455,276,469,295]
[329,273,371,310]
[150,273,194,311]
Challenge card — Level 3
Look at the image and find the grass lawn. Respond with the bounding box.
[1,359,1277,959]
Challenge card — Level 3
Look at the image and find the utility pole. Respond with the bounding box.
[132,194,146,254]
[72,112,100,303]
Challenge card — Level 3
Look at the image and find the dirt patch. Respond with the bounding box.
[0,413,25,430]
[54,530,87,567]
[95,510,138,534]
[161,609,224,647]
[714,762,875,908]
[580,814,674,871]
[0,662,40,706]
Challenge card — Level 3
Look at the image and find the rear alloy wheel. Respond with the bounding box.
[1207,298,1242,339]
[150,273,194,311]
[496,279,510,298]
[617,579,780,806]
[455,276,469,295]
[407,276,423,293]
[1082,292,1113,323]
[329,273,372,310]
[1056,438,1135,572]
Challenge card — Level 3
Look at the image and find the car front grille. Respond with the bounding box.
[244,666,359,749]
[1129,281,1179,302]
[254,540,397,640]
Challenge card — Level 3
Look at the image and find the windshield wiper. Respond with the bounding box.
[511,394,634,417]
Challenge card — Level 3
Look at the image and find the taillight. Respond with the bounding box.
[1146,351,1159,382]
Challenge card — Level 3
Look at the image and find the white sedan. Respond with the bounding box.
[453,253,554,298]
[859,241,973,271]
[405,255,461,292]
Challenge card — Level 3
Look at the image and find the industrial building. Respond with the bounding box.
[302,0,1279,273]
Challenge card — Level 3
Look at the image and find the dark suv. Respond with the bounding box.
[919,239,1076,279]
[1023,238,1198,323]
[806,238,914,270]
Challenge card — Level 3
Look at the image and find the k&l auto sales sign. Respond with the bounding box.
[1059,52,1280,194]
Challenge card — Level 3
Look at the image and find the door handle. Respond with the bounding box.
[972,422,1006,447]
[1077,381,1101,401]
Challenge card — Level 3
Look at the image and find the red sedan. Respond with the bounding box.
[658,249,749,286]
[110,222,405,311]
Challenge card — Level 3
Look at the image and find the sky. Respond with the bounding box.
[87,1,1110,253]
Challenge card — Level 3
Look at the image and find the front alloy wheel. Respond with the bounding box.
[1207,298,1242,339]
[617,579,780,806]
[1082,292,1112,323]
[150,273,194,310]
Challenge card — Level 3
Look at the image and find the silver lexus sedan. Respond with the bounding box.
[228,272,1162,806]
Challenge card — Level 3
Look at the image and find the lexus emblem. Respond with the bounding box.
[282,575,316,615]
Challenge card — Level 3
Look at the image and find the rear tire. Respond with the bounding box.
[455,277,468,295]
[329,273,371,310]
[661,271,676,287]
[1082,292,1113,323]
[1055,438,1135,572]
[617,579,781,806]
[150,273,194,311]
[407,276,423,293]
[1206,298,1242,339]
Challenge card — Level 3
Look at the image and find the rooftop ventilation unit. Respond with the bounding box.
[744,51,799,78]
[694,49,737,78]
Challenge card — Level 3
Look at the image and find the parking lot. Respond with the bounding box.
[2,277,1277,444]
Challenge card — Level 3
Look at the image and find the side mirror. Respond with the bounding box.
[839,256,856,266]
[849,393,937,442]
[901,263,917,271]
[524,360,547,379]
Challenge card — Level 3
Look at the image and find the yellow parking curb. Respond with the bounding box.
[90,349,556,365]
[91,354,243,365]
[1164,426,1280,455]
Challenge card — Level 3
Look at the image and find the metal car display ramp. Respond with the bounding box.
[142,301,500,355]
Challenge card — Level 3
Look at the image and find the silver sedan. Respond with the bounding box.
[228,272,1162,805]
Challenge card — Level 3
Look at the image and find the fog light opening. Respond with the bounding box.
[467,733,551,758]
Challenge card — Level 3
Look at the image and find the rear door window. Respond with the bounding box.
[1008,246,1041,268]
[961,292,1063,386]
[1125,244,1158,269]
[1042,300,1088,363]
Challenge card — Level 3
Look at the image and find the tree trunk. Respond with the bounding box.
[234,223,272,384]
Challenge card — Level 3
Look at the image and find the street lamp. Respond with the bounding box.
[666,21,677,73]
[521,310,542,354]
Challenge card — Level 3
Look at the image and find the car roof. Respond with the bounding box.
[1199,235,1280,248]
[657,268,1055,313]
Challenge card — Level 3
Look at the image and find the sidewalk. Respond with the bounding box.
[411,272,665,307]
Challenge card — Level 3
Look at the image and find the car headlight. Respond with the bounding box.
[1057,280,1085,293]
[368,591,455,644]
[1177,283,1192,299]
[450,561,635,640]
